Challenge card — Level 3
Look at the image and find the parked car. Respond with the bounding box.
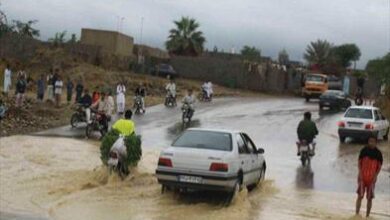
[155,128,266,202]
[338,106,389,143]
[319,90,351,110]
[152,64,177,78]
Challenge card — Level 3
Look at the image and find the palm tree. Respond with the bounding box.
[165,17,206,56]
[304,39,332,67]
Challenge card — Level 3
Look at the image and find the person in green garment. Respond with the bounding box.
[297,111,319,156]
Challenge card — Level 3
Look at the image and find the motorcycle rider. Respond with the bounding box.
[91,93,109,130]
[182,89,196,117]
[206,81,214,99]
[297,112,318,156]
[79,89,92,124]
[112,109,136,136]
[165,78,177,105]
[109,110,136,176]
[201,82,208,99]
[134,83,146,112]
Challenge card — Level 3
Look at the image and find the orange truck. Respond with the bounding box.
[302,73,329,101]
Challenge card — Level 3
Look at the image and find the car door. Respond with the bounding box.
[236,134,252,186]
[241,133,262,184]
[373,110,384,137]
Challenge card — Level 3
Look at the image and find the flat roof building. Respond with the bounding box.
[80,28,134,57]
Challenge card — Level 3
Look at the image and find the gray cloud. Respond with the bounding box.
[2,0,389,68]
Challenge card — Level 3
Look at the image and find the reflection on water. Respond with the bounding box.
[295,166,314,189]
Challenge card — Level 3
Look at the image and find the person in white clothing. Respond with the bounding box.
[3,64,12,95]
[105,91,115,118]
[116,82,126,114]
[166,78,177,99]
[46,71,54,102]
[54,75,63,107]
[207,81,214,98]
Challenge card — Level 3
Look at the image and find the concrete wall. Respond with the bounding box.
[80,28,134,57]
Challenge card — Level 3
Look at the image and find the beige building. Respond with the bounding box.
[80,28,134,57]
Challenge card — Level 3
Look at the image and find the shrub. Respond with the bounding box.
[100,129,142,167]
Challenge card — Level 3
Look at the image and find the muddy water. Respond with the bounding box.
[1,97,389,220]
[0,136,276,220]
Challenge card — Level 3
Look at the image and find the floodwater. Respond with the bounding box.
[1,97,389,220]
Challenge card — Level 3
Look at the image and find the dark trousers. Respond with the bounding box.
[37,93,44,101]
[67,91,73,102]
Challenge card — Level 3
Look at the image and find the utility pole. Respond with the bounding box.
[116,16,124,32]
[120,17,125,32]
[140,17,144,45]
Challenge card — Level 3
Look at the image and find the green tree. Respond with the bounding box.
[12,20,39,38]
[0,4,11,38]
[241,45,261,61]
[366,53,390,86]
[304,39,333,67]
[333,44,361,69]
[49,31,67,46]
[278,49,289,65]
[165,17,206,56]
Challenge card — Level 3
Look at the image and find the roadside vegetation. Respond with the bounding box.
[366,53,390,117]
[304,39,361,73]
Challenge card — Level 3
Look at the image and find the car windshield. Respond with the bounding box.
[306,75,324,82]
[172,130,232,151]
[345,108,373,119]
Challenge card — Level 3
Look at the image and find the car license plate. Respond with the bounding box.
[178,175,202,184]
[348,122,362,127]
[324,102,330,105]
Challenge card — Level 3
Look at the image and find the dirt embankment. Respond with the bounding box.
[0,48,255,137]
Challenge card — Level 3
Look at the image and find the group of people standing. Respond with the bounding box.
[2,65,85,108]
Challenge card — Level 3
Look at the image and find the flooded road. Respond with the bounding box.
[1,97,389,220]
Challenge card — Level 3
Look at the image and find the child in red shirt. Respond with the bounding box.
[355,135,383,218]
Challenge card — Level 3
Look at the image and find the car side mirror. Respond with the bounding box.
[257,148,265,154]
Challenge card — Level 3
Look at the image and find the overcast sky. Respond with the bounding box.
[2,0,389,68]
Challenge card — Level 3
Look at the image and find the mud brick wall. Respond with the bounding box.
[170,54,299,93]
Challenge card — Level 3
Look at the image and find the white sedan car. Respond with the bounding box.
[155,128,266,199]
[338,106,389,142]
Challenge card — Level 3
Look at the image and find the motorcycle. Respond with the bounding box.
[165,92,177,107]
[355,88,364,106]
[296,140,314,166]
[86,111,108,139]
[182,103,193,125]
[70,104,87,128]
[134,96,145,115]
[107,136,128,179]
[199,89,212,102]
